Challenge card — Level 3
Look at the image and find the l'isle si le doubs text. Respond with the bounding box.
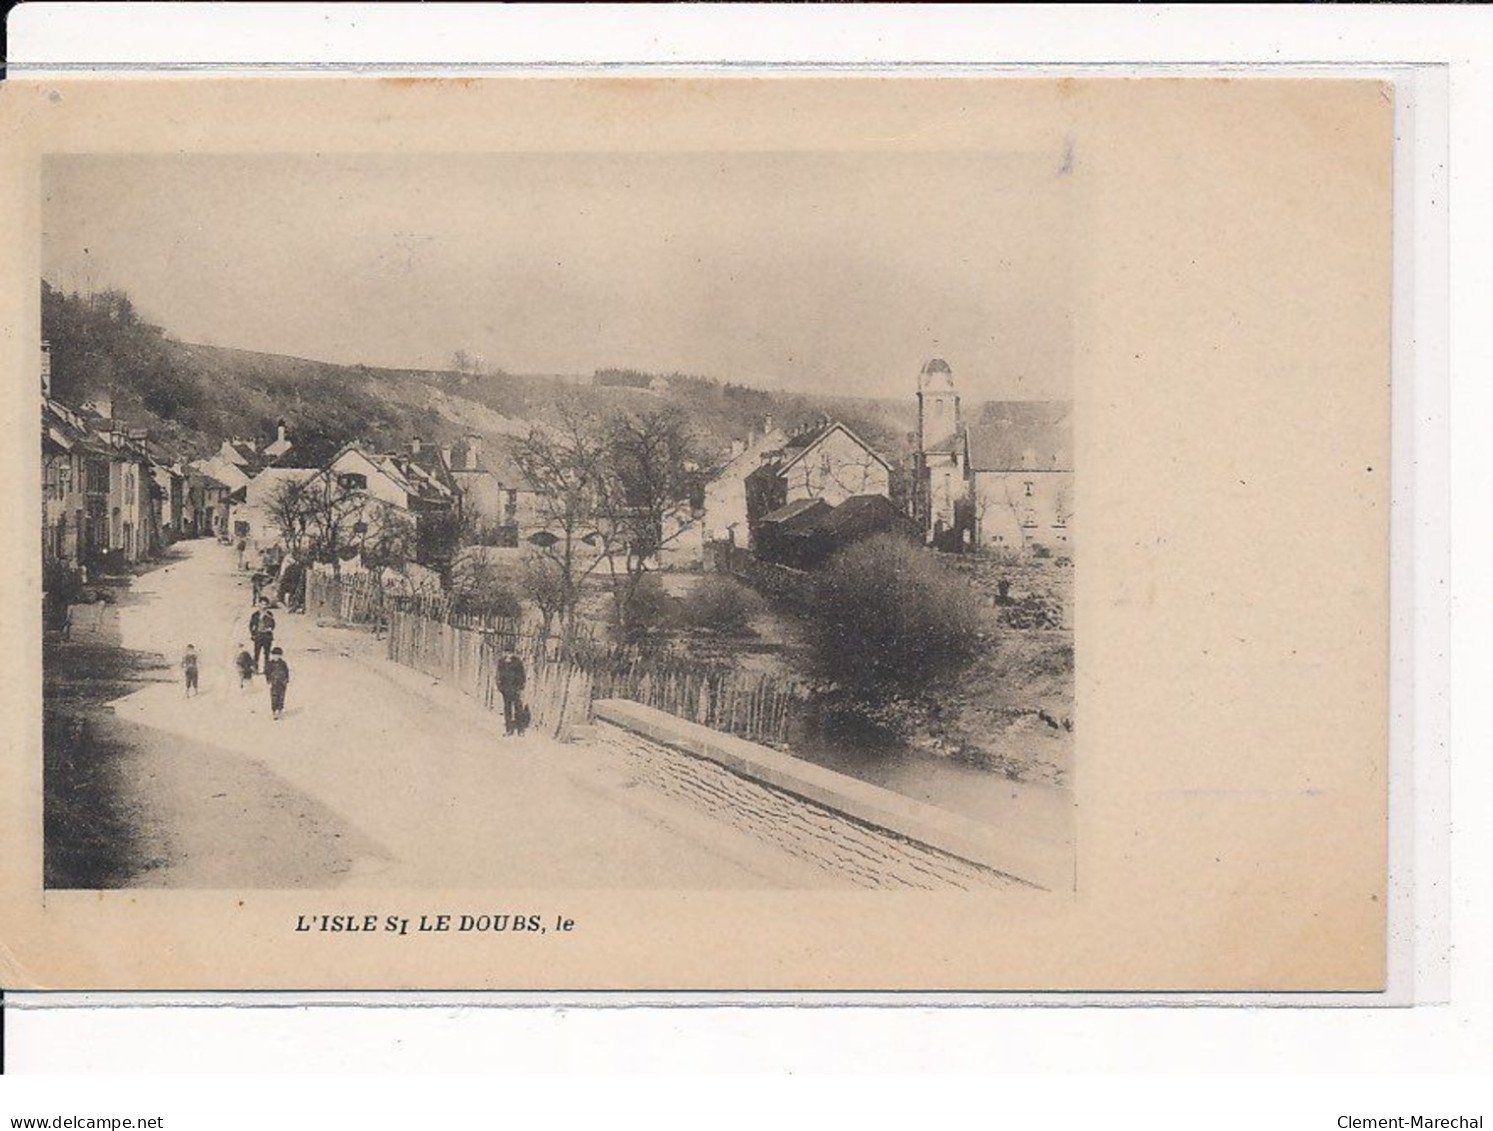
[295,913,576,936]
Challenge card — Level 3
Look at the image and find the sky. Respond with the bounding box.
[42,151,1074,404]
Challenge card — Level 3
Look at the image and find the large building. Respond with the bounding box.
[912,359,1074,554]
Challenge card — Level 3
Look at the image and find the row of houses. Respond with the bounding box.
[43,337,1070,616]
[700,359,1074,569]
[226,356,1072,579]
[41,337,227,588]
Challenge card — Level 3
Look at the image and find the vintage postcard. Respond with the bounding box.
[0,75,1391,991]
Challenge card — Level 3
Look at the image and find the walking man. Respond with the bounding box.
[497,651,527,736]
[264,646,291,720]
[181,643,200,698]
[249,600,276,673]
[250,567,267,605]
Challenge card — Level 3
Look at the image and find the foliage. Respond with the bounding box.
[680,574,762,637]
[43,560,85,628]
[610,573,671,645]
[807,534,983,693]
[449,552,523,619]
[519,553,568,637]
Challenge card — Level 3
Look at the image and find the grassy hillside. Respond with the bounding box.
[41,282,917,466]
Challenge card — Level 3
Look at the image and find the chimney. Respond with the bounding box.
[276,418,287,445]
[440,444,453,468]
[464,433,482,471]
[410,437,422,455]
[41,340,52,399]
[763,414,775,437]
[730,438,746,459]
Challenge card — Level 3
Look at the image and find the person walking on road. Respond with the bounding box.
[249,600,276,673]
[250,567,267,605]
[234,642,255,689]
[181,644,200,698]
[496,651,527,736]
[264,646,291,721]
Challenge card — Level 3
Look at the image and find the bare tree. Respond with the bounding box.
[602,407,701,640]
[512,402,616,636]
[265,477,316,558]
[518,553,566,636]
[360,503,416,584]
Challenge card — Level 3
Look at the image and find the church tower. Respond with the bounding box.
[915,358,965,546]
[917,358,961,452]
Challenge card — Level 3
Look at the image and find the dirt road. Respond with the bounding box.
[105,539,838,889]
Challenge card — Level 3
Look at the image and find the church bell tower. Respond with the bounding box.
[918,357,960,452]
[916,358,964,545]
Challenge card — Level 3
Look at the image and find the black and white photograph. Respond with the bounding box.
[38,149,1076,895]
[2,73,1397,995]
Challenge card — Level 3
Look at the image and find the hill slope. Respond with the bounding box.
[41,282,917,467]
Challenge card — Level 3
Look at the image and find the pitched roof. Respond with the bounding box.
[754,421,891,483]
[450,443,535,491]
[965,402,1073,472]
[759,497,833,529]
[812,493,914,538]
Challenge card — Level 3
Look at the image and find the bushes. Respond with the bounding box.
[449,554,523,619]
[680,574,763,637]
[807,534,982,693]
[611,573,671,644]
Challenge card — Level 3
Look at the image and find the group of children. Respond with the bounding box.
[178,597,293,721]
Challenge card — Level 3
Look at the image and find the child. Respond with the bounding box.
[235,642,255,689]
[181,644,200,698]
[264,646,291,721]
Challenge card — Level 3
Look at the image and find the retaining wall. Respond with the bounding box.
[592,699,1073,891]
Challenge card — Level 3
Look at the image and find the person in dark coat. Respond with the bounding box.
[249,601,276,673]
[181,644,200,698]
[264,647,291,720]
[496,651,527,736]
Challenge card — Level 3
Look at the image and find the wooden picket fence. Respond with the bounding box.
[305,570,387,625]
[382,602,801,747]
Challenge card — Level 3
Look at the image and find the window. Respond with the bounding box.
[338,472,368,492]
[1022,508,1038,529]
[1024,481,1034,498]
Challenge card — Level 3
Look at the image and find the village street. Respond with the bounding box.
[104,539,841,889]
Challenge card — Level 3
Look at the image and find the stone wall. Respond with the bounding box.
[588,709,1039,892]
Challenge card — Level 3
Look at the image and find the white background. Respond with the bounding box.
[1,3,1483,1122]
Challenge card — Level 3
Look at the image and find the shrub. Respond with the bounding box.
[808,534,983,693]
[680,574,763,637]
[612,573,672,644]
[450,555,523,620]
